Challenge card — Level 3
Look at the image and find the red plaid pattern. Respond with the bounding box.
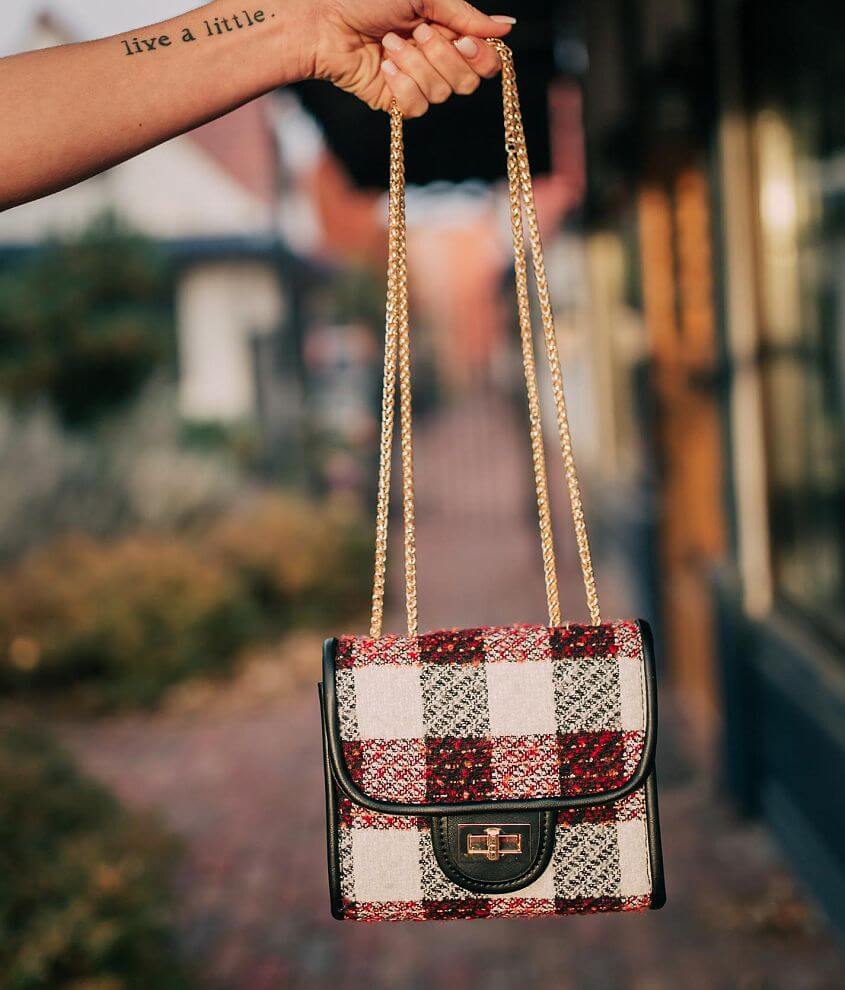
[333,788,653,922]
[492,734,560,798]
[424,737,494,802]
[335,622,647,804]
[328,622,657,922]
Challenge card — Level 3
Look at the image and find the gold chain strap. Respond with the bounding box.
[496,40,601,627]
[370,100,418,638]
[369,41,601,639]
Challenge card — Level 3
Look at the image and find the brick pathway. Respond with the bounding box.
[61,397,844,989]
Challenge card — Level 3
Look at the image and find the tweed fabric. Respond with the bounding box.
[327,622,656,922]
[334,790,653,921]
[334,622,647,804]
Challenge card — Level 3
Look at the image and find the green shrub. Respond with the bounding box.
[0,494,370,709]
[0,721,189,990]
[0,215,172,428]
[205,493,371,629]
[0,534,257,709]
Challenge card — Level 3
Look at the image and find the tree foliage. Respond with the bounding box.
[0,721,190,990]
[0,216,172,427]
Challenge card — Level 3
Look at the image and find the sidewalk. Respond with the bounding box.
[61,396,844,989]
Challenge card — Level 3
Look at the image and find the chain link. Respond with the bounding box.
[369,42,601,638]
[370,102,417,638]
[494,39,602,626]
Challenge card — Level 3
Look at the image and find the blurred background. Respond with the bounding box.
[1,1,844,987]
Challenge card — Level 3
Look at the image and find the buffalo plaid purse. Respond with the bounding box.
[319,42,665,923]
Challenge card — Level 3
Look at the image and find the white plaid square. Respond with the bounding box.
[622,731,646,777]
[490,864,556,902]
[612,789,648,823]
[617,819,651,896]
[354,664,424,739]
[486,659,557,736]
[350,828,423,902]
[553,658,621,732]
[618,654,646,730]
[421,663,490,738]
[359,738,426,803]
[491,734,560,798]
[483,625,552,664]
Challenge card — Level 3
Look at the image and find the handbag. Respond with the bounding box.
[319,41,666,923]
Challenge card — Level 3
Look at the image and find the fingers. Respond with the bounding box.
[411,24,499,94]
[423,0,516,38]
[382,32,452,113]
[451,35,502,79]
[381,58,429,118]
[381,26,503,117]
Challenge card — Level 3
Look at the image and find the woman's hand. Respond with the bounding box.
[0,0,514,209]
[304,0,515,116]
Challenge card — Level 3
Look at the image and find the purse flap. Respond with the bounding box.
[321,620,656,815]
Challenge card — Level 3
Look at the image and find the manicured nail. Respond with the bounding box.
[490,15,517,24]
[455,37,479,57]
[382,33,404,53]
[382,59,398,76]
[413,23,435,43]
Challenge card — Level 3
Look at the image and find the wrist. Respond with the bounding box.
[199,0,318,90]
[262,0,319,86]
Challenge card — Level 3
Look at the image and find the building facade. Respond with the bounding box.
[577,0,845,934]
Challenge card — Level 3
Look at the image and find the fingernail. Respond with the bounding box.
[382,59,398,76]
[413,23,435,43]
[382,33,404,53]
[455,37,479,57]
[491,15,517,24]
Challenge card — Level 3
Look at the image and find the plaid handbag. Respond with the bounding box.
[319,41,666,923]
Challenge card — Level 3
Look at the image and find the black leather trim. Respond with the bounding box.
[430,810,556,894]
[320,619,658,815]
[319,684,345,920]
[644,770,667,909]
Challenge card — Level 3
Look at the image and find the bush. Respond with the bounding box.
[205,493,371,630]
[0,389,243,561]
[0,494,370,709]
[0,535,256,709]
[0,721,189,990]
[0,215,172,428]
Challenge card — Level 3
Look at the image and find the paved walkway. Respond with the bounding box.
[61,397,844,989]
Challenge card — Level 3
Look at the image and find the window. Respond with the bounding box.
[746,0,845,644]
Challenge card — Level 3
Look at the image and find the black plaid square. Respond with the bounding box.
[550,625,617,660]
[554,895,627,915]
[341,740,365,780]
[424,898,492,920]
[421,662,490,737]
[557,730,626,795]
[425,737,494,802]
[419,628,485,665]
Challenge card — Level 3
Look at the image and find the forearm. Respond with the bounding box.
[0,0,312,210]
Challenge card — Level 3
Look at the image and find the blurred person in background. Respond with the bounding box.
[0,0,515,210]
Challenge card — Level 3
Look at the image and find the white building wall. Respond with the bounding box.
[0,137,273,243]
[176,261,286,422]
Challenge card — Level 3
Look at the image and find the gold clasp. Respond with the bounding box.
[464,826,524,862]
